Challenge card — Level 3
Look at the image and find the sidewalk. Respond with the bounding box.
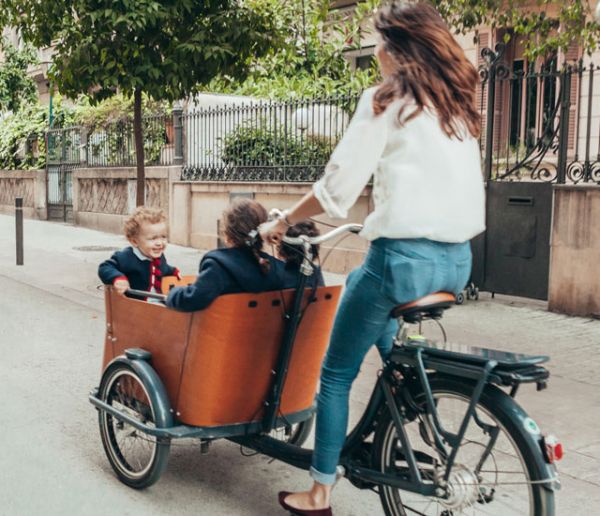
[1,214,599,513]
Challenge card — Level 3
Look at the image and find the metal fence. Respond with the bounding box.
[479,45,600,184]
[46,126,82,206]
[43,49,600,187]
[45,114,175,169]
[181,95,360,182]
[86,114,175,167]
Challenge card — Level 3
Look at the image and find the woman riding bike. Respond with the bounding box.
[260,2,485,514]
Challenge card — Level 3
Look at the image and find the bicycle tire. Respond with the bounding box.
[373,376,555,516]
[98,362,171,489]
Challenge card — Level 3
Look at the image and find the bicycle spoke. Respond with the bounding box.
[375,387,537,515]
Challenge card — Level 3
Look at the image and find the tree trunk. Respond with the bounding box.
[133,88,145,207]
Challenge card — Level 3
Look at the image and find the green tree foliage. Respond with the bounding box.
[0,94,74,170]
[208,0,380,99]
[0,41,37,113]
[433,0,600,59]
[4,0,277,204]
[73,93,169,129]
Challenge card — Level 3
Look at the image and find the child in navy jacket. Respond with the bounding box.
[99,207,180,299]
[166,199,323,312]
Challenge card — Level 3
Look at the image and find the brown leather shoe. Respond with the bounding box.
[278,492,333,516]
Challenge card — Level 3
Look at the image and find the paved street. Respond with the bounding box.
[0,214,599,515]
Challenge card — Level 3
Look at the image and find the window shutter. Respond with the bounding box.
[477,31,491,148]
[565,43,580,152]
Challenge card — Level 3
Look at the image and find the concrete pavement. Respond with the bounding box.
[0,213,599,515]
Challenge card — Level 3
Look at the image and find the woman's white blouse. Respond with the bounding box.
[313,87,486,243]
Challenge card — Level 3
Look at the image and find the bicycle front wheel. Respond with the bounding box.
[98,362,171,489]
[373,376,555,516]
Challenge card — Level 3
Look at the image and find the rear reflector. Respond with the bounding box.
[543,435,564,463]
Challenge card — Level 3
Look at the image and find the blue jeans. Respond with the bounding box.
[310,238,472,485]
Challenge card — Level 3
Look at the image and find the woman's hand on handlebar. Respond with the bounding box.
[259,216,288,245]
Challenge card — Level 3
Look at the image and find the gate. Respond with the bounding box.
[474,44,599,300]
[480,182,553,299]
[46,127,82,222]
[47,164,74,221]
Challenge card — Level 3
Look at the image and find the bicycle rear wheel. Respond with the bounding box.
[373,376,555,516]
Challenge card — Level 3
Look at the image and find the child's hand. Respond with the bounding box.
[113,279,130,296]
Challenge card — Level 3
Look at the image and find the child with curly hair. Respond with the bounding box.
[98,207,180,299]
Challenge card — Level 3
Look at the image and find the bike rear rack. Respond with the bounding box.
[393,339,550,389]
[386,339,550,484]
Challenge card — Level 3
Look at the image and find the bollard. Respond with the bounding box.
[15,197,23,265]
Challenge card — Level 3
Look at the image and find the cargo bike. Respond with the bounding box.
[90,224,561,515]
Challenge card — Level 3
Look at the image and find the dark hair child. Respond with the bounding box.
[166,199,323,312]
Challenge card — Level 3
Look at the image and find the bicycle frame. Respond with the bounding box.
[234,306,559,497]
[91,222,559,500]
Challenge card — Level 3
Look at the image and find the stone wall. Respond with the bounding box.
[0,169,47,220]
[72,166,179,234]
[170,181,372,274]
[549,185,600,318]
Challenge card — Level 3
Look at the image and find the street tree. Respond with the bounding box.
[432,0,600,59]
[210,0,381,98]
[0,41,37,113]
[4,0,277,205]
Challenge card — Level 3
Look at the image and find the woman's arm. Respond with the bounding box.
[261,191,323,244]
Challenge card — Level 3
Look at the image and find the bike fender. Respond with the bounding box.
[102,355,174,429]
[506,405,561,492]
[431,375,560,493]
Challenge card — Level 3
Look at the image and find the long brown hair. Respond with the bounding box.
[373,1,481,140]
[222,198,270,274]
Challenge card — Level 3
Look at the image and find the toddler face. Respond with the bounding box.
[130,221,168,259]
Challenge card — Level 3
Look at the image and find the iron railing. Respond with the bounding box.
[43,49,599,186]
[181,95,360,182]
[46,126,83,166]
[479,44,599,184]
[86,114,174,167]
[45,114,175,168]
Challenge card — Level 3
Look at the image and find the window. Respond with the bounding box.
[355,54,375,71]
[344,46,375,71]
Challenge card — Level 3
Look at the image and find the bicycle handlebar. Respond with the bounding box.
[125,289,167,302]
[282,223,363,246]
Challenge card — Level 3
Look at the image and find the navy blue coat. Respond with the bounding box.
[165,247,324,312]
[98,247,178,298]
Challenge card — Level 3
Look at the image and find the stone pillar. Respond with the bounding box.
[548,185,600,317]
[34,169,48,220]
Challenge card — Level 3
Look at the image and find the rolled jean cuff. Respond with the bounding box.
[309,466,337,486]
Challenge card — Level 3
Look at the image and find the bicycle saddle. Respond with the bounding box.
[390,292,455,323]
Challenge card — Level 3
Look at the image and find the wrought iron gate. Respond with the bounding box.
[474,44,599,300]
[47,164,74,221]
[46,128,81,222]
